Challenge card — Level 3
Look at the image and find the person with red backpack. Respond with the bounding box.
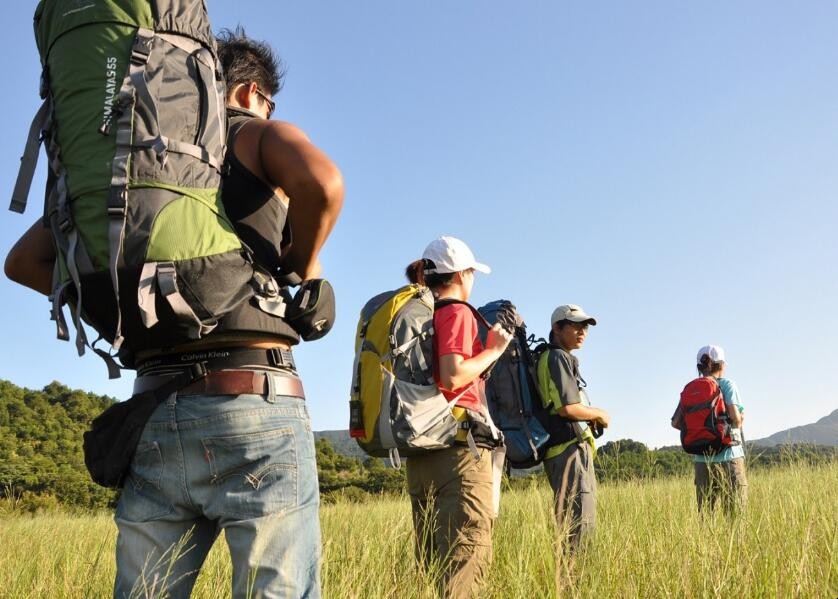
[672,345,747,514]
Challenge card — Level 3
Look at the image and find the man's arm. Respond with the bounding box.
[559,403,610,428]
[5,220,54,295]
[252,120,343,280]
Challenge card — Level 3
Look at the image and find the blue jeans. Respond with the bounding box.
[113,372,321,598]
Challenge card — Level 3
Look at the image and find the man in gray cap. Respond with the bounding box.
[536,304,610,553]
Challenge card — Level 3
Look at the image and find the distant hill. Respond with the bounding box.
[314,429,368,459]
[751,409,838,447]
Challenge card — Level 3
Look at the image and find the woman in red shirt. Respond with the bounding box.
[403,236,512,599]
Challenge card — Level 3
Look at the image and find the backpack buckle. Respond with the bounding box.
[131,31,155,65]
[268,348,295,370]
[107,187,127,214]
[190,361,208,380]
[253,269,279,298]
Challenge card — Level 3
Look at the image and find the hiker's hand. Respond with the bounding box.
[593,411,610,429]
[486,323,513,354]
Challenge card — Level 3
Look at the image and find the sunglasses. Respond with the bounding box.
[254,87,276,118]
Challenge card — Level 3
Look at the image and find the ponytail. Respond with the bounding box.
[404,258,457,289]
[697,354,723,376]
[405,259,426,285]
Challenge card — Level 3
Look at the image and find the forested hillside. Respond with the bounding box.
[0,379,117,509]
[1,379,835,512]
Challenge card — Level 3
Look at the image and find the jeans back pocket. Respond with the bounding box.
[202,426,298,520]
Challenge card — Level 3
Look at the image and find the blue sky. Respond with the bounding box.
[1,2,836,448]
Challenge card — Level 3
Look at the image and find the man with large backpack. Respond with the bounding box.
[536,304,610,553]
[6,17,343,598]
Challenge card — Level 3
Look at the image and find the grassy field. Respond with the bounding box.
[1,461,835,598]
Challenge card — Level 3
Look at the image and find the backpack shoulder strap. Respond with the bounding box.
[434,298,490,328]
[545,345,586,402]
[433,298,495,379]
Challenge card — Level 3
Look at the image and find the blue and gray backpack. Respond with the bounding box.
[478,300,552,469]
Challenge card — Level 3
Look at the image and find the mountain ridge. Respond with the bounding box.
[750,408,838,447]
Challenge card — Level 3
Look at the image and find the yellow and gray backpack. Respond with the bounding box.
[10,0,258,375]
[349,284,473,463]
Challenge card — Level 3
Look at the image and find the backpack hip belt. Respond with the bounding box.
[136,346,296,376]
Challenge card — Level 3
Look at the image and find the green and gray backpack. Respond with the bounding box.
[10,0,255,376]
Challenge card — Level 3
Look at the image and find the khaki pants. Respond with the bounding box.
[694,457,748,515]
[543,442,597,553]
[406,446,494,599]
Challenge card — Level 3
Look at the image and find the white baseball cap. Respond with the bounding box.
[696,345,725,364]
[551,304,597,326]
[422,236,491,275]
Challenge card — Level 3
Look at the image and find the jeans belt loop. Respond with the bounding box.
[266,369,277,402]
[269,371,306,400]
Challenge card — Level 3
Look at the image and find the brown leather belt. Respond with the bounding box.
[134,370,305,399]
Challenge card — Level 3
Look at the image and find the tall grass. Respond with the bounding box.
[1,461,835,598]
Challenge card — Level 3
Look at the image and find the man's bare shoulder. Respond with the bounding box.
[246,119,312,145]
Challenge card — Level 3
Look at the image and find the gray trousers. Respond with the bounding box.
[543,442,596,552]
[694,457,748,515]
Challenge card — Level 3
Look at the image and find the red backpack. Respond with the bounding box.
[677,377,733,455]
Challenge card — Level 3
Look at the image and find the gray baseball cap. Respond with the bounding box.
[551,304,597,326]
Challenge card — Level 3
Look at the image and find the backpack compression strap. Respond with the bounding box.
[13,83,104,371]
[9,97,51,214]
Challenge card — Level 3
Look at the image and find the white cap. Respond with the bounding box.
[551,304,597,326]
[422,236,491,275]
[696,345,725,364]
